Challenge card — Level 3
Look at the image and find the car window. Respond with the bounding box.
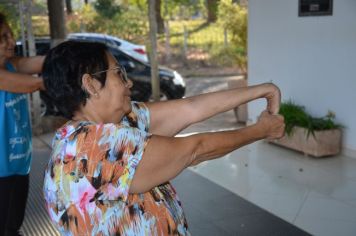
[15,40,50,56]
[114,41,121,47]
[36,42,50,55]
[108,48,145,72]
[105,36,121,47]
[105,39,117,48]
[71,36,86,40]
[81,36,97,42]
[92,36,105,43]
[71,35,104,43]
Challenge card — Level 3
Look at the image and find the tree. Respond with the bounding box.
[148,0,160,101]
[66,0,73,15]
[47,0,66,46]
[156,0,164,34]
[206,0,219,22]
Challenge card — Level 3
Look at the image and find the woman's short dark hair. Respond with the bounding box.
[42,41,109,119]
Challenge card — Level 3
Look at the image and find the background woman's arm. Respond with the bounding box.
[9,56,45,74]
[146,83,281,137]
[0,69,44,93]
[0,56,45,93]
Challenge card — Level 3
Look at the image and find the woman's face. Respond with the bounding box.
[0,23,15,61]
[93,52,133,123]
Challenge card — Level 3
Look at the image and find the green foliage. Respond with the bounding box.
[162,19,239,66]
[0,4,21,39]
[1,1,48,37]
[32,16,49,36]
[217,0,247,73]
[32,1,47,15]
[168,20,228,47]
[210,45,239,66]
[94,0,121,19]
[67,3,147,44]
[279,101,310,135]
[163,0,205,20]
[127,0,147,11]
[100,8,148,42]
[67,4,98,33]
[279,101,343,138]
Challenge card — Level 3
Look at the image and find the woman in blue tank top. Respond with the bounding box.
[0,12,45,236]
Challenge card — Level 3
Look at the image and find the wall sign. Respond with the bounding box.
[299,0,333,16]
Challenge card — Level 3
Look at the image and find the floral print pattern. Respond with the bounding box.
[43,102,190,235]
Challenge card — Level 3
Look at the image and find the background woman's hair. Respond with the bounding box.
[42,41,109,119]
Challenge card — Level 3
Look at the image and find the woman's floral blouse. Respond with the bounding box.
[43,102,190,235]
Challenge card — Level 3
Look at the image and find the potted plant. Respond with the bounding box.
[270,101,343,157]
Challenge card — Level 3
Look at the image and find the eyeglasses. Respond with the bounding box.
[91,64,128,84]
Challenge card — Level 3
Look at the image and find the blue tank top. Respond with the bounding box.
[0,62,32,177]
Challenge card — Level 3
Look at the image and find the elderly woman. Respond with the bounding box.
[42,41,284,236]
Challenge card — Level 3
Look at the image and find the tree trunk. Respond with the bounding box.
[65,0,73,15]
[206,0,219,23]
[47,0,66,47]
[155,0,164,34]
[148,0,160,101]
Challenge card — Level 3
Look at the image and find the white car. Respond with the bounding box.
[68,33,149,63]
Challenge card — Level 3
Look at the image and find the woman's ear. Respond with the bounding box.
[81,74,99,98]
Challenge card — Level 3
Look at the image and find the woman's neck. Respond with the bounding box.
[72,112,91,123]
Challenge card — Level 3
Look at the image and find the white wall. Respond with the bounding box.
[248,0,356,155]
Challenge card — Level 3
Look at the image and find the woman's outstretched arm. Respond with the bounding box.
[146,83,280,137]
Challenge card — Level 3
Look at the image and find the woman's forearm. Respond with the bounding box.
[186,83,279,124]
[10,56,45,74]
[189,124,265,166]
[0,70,43,93]
[147,83,280,137]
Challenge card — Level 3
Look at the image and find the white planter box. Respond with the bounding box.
[270,127,342,157]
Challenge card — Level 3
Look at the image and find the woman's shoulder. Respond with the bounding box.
[53,120,149,144]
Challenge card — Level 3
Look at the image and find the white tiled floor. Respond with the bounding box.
[189,140,356,236]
